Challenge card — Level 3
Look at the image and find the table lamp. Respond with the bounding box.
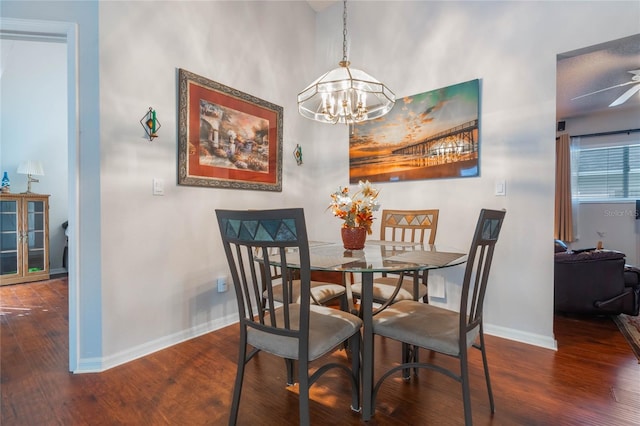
[17,160,44,193]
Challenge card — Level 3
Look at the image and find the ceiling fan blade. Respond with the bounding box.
[571,80,637,101]
[609,83,640,107]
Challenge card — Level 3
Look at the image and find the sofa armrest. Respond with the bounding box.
[625,264,640,287]
[625,264,640,274]
[554,254,628,314]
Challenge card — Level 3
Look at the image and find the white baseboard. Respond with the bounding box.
[50,267,67,276]
[71,314,557,373]
[72,313,239,373]
[484,322,558,351]
[75,357,102,373]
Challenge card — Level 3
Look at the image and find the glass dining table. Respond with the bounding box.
[270,240,467,420]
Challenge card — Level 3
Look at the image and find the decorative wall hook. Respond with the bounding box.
[293,144,303,165]
[140,107,161,141]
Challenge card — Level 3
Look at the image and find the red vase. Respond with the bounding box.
[341,226,367,250]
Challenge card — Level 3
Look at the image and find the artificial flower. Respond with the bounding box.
[328,180,380,234]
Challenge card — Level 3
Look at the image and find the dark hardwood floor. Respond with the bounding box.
[1,277,639,425]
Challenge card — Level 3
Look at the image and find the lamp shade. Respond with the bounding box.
[17,160,44,176]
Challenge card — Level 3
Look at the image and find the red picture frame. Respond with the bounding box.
[178,69,282,191]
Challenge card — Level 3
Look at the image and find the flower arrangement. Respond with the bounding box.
[328,180,381,234]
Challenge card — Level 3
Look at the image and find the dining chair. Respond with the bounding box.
[351,209,439,304]
[216,208,362,426]
[370,208,506,426]
[258,258,348,310]
[250,209,348,310]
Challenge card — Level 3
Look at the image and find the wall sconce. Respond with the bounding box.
[17,160,44,193]
[140,107,161,141]
[293,144,303,165]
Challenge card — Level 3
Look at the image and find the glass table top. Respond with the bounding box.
[270,240,467,273]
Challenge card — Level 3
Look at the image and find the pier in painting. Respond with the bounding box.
[349,79,480,184]
[350,120,479,183]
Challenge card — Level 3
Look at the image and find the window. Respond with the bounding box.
[575,143,640,201]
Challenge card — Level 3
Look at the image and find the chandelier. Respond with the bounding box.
[297,0,395,125]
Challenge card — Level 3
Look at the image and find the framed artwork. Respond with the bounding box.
[178,68,283,191]
[349,79,480,184]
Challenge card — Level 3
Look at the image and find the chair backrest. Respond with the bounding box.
[379,209,439,245]
[216,208,312,343]
[460,209,506,345]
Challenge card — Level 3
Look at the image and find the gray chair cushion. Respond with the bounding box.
[372,300,478,356]
[267,280,346,304]
[248,304,362,361]
[351,276,427,302]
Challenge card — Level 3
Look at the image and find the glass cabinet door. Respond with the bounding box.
[25,199,46,274]
[0,194,49,285]
[0,199,19,277]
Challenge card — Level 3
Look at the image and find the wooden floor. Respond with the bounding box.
[1,277,639,425]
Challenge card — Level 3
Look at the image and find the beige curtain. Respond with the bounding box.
[555,134,573,241]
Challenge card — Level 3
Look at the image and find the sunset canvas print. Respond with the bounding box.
[349,79,480,184]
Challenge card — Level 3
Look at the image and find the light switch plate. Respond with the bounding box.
[494,179,506,196]
[153,178,164,195]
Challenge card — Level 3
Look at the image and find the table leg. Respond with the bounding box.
[361,271,374,420]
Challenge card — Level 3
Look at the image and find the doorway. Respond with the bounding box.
[0,17,79,371]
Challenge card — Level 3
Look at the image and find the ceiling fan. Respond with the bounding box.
[572,69,640,107]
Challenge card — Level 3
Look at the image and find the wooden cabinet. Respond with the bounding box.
[0,193,50,285]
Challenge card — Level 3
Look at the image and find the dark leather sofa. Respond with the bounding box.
[554,241,640,316]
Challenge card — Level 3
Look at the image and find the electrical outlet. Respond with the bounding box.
[217,277,228,293]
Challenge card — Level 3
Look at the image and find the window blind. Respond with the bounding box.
[576,144,640,200]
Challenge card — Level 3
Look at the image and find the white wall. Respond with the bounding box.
[0,38,68,273]
[562,107,640,265]
[575,202,638,261]
[2,1,639,371]
[97,0,318,365]
[302,0,640,349]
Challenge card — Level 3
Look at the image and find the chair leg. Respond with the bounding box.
[479,329,495,413]
[285,358,295,386]
[401,343,419,379]
[459,351,473,426]
[229,334,248,426]
[421,270,429,304]
[298,359,311,426]
[401,343,411,379]
[339,292,348,312]
[350,333,361,412]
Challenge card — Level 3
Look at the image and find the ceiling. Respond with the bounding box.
[306,3,639,120]
[557,33,640,120]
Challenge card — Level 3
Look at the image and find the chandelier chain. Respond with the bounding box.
[342,0,348,62]
[296,0,395,124]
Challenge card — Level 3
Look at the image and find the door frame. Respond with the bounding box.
[1,17,80,371]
